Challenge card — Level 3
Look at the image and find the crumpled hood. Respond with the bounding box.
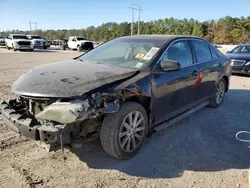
[226,53,250,61]
[12,59,138,97]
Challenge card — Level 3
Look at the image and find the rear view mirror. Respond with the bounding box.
[160,60,181,71]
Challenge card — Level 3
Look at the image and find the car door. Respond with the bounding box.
[151,39,198,125]
[7,35,12,47]
[68,37,75,49]
[191,39,221,102]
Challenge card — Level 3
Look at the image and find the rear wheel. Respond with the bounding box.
[101,102,148,159]
[209,78,226,108]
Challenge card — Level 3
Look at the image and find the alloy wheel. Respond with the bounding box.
[119,111,145,152]
[216,80,225,104]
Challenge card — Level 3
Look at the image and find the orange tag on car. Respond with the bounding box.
[135,53,145,59]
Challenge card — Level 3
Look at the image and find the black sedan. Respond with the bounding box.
[0,35,231,159]
[226,44,250,75]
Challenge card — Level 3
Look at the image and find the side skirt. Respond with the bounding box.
[153,100,210,132]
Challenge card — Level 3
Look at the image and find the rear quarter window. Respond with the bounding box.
[209,46,219,59]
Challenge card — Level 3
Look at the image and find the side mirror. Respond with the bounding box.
[226,51,231,54]
[72,39,76,42]
[160,60,181,71]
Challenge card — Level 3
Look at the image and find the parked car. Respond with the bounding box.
[226,44,250,75]
[51,39,68,50]
[0,35,231,159]
[0,37,6,46]
[42,38,51,49]
[67,36,94,51]
[26,35,47,49]
[214,44,222,48]
[5,34,33,51]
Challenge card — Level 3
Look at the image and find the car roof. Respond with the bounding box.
[70,36,86,38]
[238,44,250,46]
[119,35,206,43]
[11,34,26,36]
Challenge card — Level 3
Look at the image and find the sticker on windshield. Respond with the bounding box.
[135,53,145,59]
[142,47,160,60]
[135,62,144,68]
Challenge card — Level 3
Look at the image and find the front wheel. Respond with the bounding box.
[208,78,226,108]
[77,45,82,52]
[101,102,148,160]
[12,44,16,51]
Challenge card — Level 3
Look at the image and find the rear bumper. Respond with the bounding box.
[0,100,60,143]
[232,66,250,75]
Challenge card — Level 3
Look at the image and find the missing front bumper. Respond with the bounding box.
[0,100,61,144]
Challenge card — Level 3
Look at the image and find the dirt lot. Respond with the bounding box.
[1,48,250,188]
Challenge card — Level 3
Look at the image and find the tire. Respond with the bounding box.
[101,102,148,160]
[6,45,10,50]
[29,49,33,52]
[77,45,82,52]
[12,44,16,51]
[208,78,226,108]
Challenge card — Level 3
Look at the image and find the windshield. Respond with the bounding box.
[13,35,28,40]
[76,37,87,41]
[78,38,165,69]
[30,36,42,39]
[230,45,250,53]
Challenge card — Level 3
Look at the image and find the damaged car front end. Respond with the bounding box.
[0,91,124,150]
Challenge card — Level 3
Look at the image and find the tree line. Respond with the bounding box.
[1,16,250,44]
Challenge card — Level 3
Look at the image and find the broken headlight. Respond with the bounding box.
[35,99,90,124]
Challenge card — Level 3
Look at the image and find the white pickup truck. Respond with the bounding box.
[67,36,94,51]
[5,34,33,51]
[26,35,48,49]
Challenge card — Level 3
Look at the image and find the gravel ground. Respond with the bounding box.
[0,48,250,188]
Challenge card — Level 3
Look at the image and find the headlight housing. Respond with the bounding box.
[245,61,250,66]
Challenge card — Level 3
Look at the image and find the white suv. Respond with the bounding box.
[27,35,47,49]
[5,34,33,51]
[67,36,94,51]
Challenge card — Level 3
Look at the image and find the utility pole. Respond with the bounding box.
[136,5,142,35]
[29,21,32,32]
[129,4,135,35]
[34,22,38,31]
[129,4,142,35]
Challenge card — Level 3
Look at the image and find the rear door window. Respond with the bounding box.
[192,40,213,63]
